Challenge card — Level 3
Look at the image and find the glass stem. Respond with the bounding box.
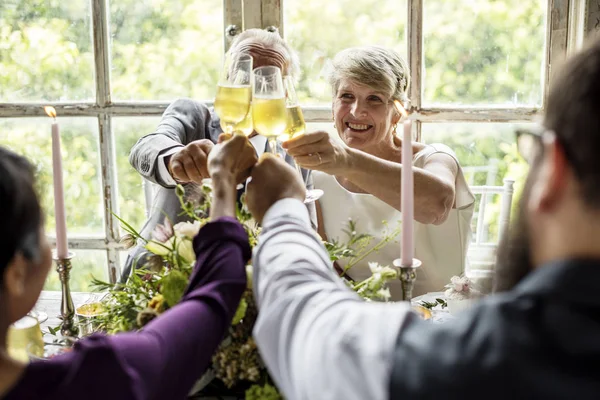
[268,137,278,155]
[294,162,305,183]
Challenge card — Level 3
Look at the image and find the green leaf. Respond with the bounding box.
[161,270,188,307]
[232,298,248,325]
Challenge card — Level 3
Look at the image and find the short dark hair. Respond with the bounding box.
[0,147,42,282]
[544,38,600,208]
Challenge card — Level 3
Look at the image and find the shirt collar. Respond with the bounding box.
[513,258,600,305]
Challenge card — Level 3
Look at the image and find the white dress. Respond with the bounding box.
[314,143,475,300]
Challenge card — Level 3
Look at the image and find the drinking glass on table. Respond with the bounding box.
[214,53,253,135]
[282,75,324,203]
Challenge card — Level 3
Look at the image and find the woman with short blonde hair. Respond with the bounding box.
[284,46,475,299]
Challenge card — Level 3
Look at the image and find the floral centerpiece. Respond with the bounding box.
[91,182,402,399]
[443,275,482,315]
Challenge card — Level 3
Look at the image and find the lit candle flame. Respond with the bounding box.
[393,100,408,118]
[44,106,57,119]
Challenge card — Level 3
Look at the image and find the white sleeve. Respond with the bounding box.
[156,147,183,187]
[252,198,414,400]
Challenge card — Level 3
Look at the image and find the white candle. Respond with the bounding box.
[401,119,414,266]
[45,107,69,259]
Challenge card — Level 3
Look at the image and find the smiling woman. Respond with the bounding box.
[284,45,475,299]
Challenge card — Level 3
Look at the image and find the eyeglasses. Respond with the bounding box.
[515,124,581,177]
[515,125,546,164]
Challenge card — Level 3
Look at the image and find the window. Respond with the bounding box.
[0,0,577,289]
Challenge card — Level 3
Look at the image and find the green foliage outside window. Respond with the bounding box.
[0,0,541,289]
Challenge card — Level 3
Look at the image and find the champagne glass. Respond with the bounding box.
[214,53,253,135]
[232,104,254,136]
[282,75,324,203]
[7,315,44,362]
[251,66,288,154]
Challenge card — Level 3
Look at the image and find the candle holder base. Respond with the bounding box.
[393,258,422,302]
[53,251,79,338]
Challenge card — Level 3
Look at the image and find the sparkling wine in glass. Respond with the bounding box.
[232,104,254,136]
[282,75,324,203]
[252,66,288,154]
[214,53,253,135]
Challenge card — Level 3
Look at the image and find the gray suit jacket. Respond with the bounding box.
[124,98,317,282]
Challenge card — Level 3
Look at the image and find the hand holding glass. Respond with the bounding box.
[282,75,323,203]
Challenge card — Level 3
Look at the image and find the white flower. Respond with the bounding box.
[369,262,382,274]
[176,237,196,264]
[376,288,392,301]
[173,220,202,239]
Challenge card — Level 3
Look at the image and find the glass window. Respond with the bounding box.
[110,0,224,101]
[0,118,104,235]
[284,0,408,105]
[44,250,108,292]
[422,123,531,246]
[114,117,162,231]
[423,0,547,106]
[0,0,94,102]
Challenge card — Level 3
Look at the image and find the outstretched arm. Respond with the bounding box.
[252,198,414,400]
[129,99,213,187]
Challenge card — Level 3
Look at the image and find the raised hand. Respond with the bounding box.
[282,130,350,175]
[168,139,214,183]
[208,133,258,184]
[246,153,305,223]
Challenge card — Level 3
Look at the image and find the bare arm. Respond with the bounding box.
[285,132,458,225]
[343,147,458,224]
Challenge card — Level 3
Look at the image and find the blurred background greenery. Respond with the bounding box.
[0,0,543,290]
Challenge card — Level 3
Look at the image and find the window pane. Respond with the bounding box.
[0,0,94,101]
[114,117,161,232]
[285,0,408,105]
[423,0,547,106]
[110,0,223,101]
[422,123,530,253]
[44,250,108,291]
[0,118,104,235]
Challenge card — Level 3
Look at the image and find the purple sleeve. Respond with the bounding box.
[107,216,250,399]
[5,220,248,400]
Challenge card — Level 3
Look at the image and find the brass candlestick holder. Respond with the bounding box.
[54,251,79,337]
[393,258,422,301]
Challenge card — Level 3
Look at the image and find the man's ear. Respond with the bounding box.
[3,254,28,298]
[528,138,569,213]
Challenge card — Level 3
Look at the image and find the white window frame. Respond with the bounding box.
[0,0,584,285]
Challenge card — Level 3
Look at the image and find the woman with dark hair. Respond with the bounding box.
[0,134,257,399]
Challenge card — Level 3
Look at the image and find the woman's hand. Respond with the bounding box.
[282,131,351,175]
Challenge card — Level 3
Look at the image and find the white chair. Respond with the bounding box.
[466,178,515,293]
[462,159,500,186]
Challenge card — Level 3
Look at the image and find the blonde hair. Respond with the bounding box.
[327,46,410,104]
[229,28,300,79]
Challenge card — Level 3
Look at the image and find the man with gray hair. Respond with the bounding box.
[124,28,314,282]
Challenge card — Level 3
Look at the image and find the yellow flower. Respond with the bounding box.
[148,294,165,313]
[145,239,172,256]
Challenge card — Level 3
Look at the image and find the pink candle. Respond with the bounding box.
[401,120,414,266]
[393,100,414,267]
[45,106,69,259]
